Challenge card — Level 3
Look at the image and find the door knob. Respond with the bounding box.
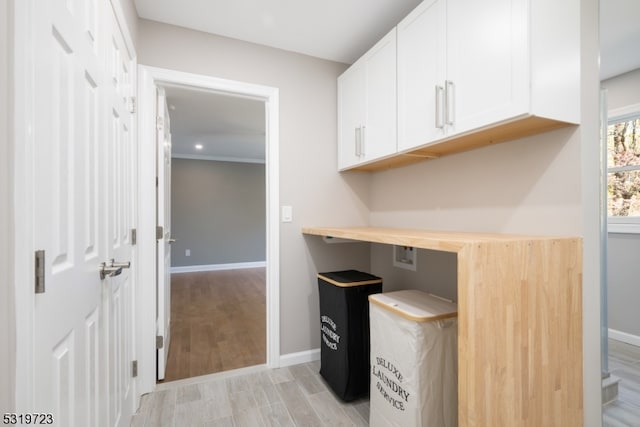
[168,238,176,244]
[100,259,131,279]
[100,262,122,280]
[110,259,131,269]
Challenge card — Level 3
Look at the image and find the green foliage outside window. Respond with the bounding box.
[607,116,640,217]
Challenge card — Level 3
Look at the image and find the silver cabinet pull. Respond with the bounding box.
[435,85,444,129]
[361,125,366,157]
[445,80,455,125]
[168,238,176,244]
[354,127,360,157]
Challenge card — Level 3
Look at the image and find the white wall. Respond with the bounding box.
[368,126,581,234]
[370,245,457,301]
[607,234,640,338]
[171,159,267,267]
[137,19,372,354]
[603,68,640,109]
[116,0,138,47]
[602,68,640,339]
[0,0,15,414]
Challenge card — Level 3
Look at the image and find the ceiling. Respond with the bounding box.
[134,0,423,65]
[135,0,640,162]
[600,0,640,80]
[163,85,265,162]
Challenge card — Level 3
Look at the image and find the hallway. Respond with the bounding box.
[162,268,266,382]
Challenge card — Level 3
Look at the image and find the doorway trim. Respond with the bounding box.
[136,65,280,395]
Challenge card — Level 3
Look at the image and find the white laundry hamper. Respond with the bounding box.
[368,290,458,427]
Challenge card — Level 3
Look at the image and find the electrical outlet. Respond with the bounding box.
[185,249,191,257]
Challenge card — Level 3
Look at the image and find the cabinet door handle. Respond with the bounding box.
[435,85,444,129]
[445,80,455,125]
[361,126,366,157]
[355,126,361,157]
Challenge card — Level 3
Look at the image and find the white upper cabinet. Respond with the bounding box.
[338,58,366,169]
[357,0,580,170]
[338,29,397,170]
[397,0,446,151]
[444,0,529,136]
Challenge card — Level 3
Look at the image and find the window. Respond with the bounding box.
[607,104,640,233]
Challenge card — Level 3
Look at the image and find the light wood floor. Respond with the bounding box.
[138,328,639,425]
[161,268,266,383]
[132,361,370,427]
[140,308,640,427]
[604,339,640,426]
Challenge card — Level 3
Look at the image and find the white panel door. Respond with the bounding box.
[32,0,106,426]
[156,88,172,381]
[31,0,136,426]
[104,5,137,427]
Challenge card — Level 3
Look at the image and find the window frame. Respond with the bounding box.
[607,103,640,234]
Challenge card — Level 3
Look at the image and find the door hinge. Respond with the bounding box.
[156,226,164,240]
[156,115,164,132]
[130,228,137,246]
[132,360,138,378]
[129,96,136,114]
[35,250,45,294]
[156,335,164,350]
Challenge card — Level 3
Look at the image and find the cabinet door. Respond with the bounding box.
[363,29,397,162]
[445,0,528,135]
[337,63,366,170]
[397,0,446,151]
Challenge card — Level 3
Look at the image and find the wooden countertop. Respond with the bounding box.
[302,226,576,253]
[303,225,584,425]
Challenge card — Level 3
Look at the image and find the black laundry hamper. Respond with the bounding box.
[317,270,383,401]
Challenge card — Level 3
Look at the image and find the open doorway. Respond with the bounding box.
[161,86,267,381]
[137,66,280,392]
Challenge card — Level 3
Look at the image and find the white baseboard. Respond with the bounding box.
[609,328,640,347]
[171,261,266,274]
[279,348,321,368]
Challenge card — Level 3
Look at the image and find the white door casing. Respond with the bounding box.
[136,66,280,395]
[156,87,172,381]
[14,0,137,425]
